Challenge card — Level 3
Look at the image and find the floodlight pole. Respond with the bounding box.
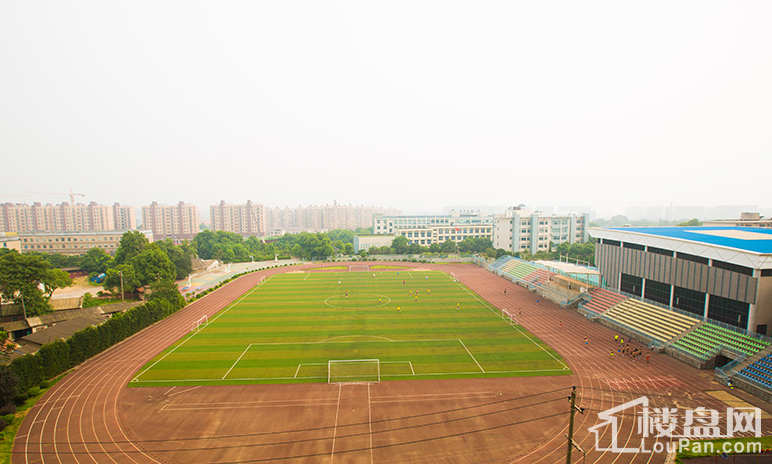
[120,270,124,303]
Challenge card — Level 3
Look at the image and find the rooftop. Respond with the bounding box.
[605,227,772,255]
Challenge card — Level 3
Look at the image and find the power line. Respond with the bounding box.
[11,410,568,463]
[17,387,567,447]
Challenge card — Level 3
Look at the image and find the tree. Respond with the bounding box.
[343,243,354,255]
[114,231,150,265]
[147,279,184,306]
[80,248,113,275]
[391,236,409,254]
[0,367,18,408]
[441,240,458,253]
[677,218,702,226]
[131,248,176,286]
[0,251,72,316]
[103,264,141,295]
[153,241,193,280]
[428,243,442,253]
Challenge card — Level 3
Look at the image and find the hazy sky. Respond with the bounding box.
[1,1,770,217]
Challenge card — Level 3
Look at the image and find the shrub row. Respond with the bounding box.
[8,295,185,392]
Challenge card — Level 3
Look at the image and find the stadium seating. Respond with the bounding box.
[673,323,769,359]
[582,287,627,314]
[489,256,513,272]
[604,299,699,343]
[737,353,772,390]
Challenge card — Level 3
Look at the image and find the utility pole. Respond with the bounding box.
[120,270,124,303]
[566,386,585,464]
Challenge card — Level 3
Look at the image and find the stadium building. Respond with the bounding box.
[590,226,772,335]
[372,211,493,246]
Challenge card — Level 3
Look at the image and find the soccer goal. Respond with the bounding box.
[190,315,208,332]
[258,276,266,285]
[328,359,380,384]
[450,273,459,282]
[501,308,518,326]
[348,264,370,272]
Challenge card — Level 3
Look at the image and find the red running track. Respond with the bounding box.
[12,263,772,464]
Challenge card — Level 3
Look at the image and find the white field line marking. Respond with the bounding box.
[453,279,569,370]
[130,367,568,384]
[458,339,485,372]
[132,332,198,381]
[294,365,302,378]
[222,344,252,380]
[164,386,177,396]
[207,276,272,325]
[168,386,201,398]
[373,391,497,401]
[409,361,415,375]
[163,401,338,412]
[408,271,413,279]
[304,272,310,281]
[330,384,342,464]
[368,383,373,464]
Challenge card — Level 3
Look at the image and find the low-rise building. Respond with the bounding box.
[372,210,493,246]
[18,230,153,256]
[0,233,21,252]
[353,234,396,252]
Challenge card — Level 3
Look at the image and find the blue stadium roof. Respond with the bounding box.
[607,227,772,255]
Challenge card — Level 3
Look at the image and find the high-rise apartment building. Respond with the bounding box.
[210,200,265,237]
[264,202,399,234]
[0,202,136,233]
[141,201,199,243]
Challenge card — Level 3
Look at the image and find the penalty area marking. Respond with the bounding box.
[130,367,568,384]
[452,279,570,371]
[131,276,272,383]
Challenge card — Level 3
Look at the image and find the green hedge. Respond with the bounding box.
[9,296,184,392]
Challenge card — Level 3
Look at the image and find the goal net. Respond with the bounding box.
[190,315,208,332]
[348,265,370,272]
[328,359,380,384]
[450,273,458,282]
[501,308,518,326]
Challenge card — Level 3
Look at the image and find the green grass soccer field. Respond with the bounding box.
[130,269,570,386]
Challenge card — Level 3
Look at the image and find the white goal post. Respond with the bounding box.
[328,359,380,384]
[450,273,458,282]
[501,308,518,325]
[348,264,370,272]
[190,315,208,332]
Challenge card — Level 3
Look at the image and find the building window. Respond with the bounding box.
[623,242,645,251]
[672,286,706,317]
[712,260,753,276]
[708,294,750,330]
[676,252,709,266]
[620,273,643,296]
[644,279,671,306]
[647,246,674,257]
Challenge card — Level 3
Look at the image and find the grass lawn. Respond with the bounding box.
[131,270,570,386]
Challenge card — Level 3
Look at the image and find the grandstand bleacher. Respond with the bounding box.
[603,299,698,344]
[737,353,772,390]
[582,287,627,314]
[673,323,769,360]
